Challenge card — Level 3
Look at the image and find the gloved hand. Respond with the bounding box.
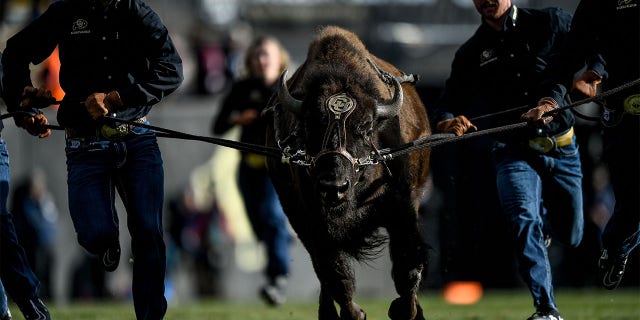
[436,115,477,136]
[20,113,51,138]
[85,91,123,120]
[21,86,55,109]
[571,69,602,98]
[521,97,558,126]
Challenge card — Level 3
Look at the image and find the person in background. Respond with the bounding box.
[212,35,291,306]
[431,0,583,319]
[0,51,50,320]
[11,169,59,299]
[1,0,183,319]
[522,0,639,291]
[166,186,225,297]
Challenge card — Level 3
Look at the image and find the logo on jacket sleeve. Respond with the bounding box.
[71,19,90,35]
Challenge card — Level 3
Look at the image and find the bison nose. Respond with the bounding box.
[317,176,350,204]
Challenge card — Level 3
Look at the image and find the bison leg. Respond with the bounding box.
[313,253,366,320]
[387,224,428,320]
[319,288,340,320]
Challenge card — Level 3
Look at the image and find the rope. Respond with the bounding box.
[3,77,637,165]
[378,77,640,161]
[102,116,283,158]
[468,77,640,122]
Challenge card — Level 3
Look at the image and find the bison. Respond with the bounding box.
[264,26,431,320]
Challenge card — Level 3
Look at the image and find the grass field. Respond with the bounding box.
[9,288,639,320]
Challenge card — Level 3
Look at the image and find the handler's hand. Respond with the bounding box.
[521,97,558,126]
[21,113,51,138]
[436,115,477,136]
[85,91,124,119]
[572,69,602,98]
[85,92,109,119]
[21,86,54,109]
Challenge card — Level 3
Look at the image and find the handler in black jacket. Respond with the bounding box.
[523,0,640,291]
[432,1,583,319]
[2,1,183,319]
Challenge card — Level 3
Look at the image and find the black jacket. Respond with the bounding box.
[544,0,639,109]
[212,78,274,148]
[1,0,183,128]
[432,5,574,143]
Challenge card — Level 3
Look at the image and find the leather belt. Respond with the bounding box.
[528,126,574,153]
[65,116,147,141]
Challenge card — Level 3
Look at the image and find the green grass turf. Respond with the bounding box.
[9,288,640,320]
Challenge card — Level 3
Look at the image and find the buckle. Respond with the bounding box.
[528,126,574,153]
[99,116,147,140]
[528,136,555,153]
[100,123,130,140]
[623,94,640,115]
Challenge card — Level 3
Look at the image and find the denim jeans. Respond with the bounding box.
[237,161,290,280]
[65,128,166,320]
[493,138,583,312]
[601,114,640,259]
[0,138,41,304]
[0,279,7,317]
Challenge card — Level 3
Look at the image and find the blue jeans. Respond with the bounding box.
[65,128,166,320]
[237,161,290,280]
[0,279,7,317]
[493,138,583,312]
[0,138,41,304]
[601,113,640,259]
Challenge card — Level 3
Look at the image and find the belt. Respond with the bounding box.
[528,126,574,153]
[65,116,147,141]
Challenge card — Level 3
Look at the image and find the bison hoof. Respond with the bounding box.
[388,297,424,320]
[340,302,366,320]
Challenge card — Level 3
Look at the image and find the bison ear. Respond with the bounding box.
[278,70,303,116]
[376,76,403,119]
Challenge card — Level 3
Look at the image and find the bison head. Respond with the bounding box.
[276,67,403,209]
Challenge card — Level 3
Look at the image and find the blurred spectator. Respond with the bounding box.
[211,35,292,306]
[11,169,59,299]
[166,186,226,297]
[222,22,253,81]
[69,253,108,301]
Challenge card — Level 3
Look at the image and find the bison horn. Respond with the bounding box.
[278,70,303,116]
[376,76,403,118]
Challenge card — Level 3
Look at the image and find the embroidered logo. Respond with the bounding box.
[617,0,637,9]
[71,19,90,35]
[479,49,497,67]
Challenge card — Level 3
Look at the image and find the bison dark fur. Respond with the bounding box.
[264,26,431,320]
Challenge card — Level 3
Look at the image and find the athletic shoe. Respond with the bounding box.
[102,245,121,272]
[526,310,563,320]
[16,298,50,320]
[0,309,11,320]
[260,276,287,306]
[599,249,628,290]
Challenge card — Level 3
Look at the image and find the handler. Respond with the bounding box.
[432,1,583,319]
[2,0,183,319]
[523,0,639,291]
[0,52,51,320]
